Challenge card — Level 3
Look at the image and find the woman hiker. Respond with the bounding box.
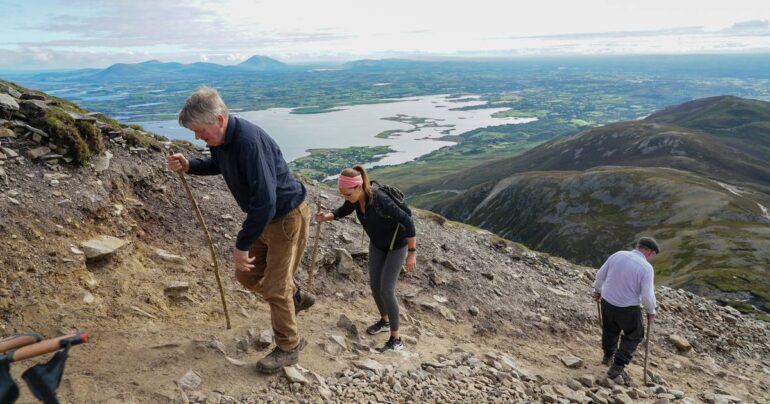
[315,165,417,352]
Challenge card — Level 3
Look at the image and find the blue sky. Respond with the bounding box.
[1,0,769,70]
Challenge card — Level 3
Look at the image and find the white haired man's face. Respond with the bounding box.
[189,115,226,147]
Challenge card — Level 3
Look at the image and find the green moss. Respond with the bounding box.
[76,121,105,154]
[128,124,145,131]
[123,128,163,151]
[39,108,90,166]
[756,313,770,322]
[94,113,122,130]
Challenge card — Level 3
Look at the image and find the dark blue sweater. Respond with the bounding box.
[187,116,306,250]
[332,189,416,251]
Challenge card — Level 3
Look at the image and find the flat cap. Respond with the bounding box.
[637,237,660,254]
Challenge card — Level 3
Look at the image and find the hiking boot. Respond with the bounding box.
[607,364,628,380]
[377,336,405,353]
[366,319,390,335]
[602,353,614,366]
[256,345,299,374]
[294,288,316,314]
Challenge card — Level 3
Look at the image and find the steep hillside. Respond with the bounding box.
[433,167,770,308]
[3,82,769,403]
[419,96,770,317]
[410,98,770,198]
[646,95,770,138]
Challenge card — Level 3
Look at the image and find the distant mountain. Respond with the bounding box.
[237,55,288,70]
[422,96,770,309]
[33,55,292,83]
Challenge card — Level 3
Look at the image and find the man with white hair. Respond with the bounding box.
[167,86,314,374]
[593,237,659,380]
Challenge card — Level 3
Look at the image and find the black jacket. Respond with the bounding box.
[187,116,306,250]
[332,189,416,251]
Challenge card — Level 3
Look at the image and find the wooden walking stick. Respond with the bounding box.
[307,200,323,292]
[643,317,653,385]
[171,152,231,329]
[597,301,602,329]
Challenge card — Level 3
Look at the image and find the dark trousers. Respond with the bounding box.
[601,299,645,367]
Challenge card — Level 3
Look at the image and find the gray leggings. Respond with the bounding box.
[368,244,407,332]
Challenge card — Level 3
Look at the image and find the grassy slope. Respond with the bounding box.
[433,167,770,312]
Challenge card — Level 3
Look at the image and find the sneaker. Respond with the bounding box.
[256,345,299,374]
[377,336,405,353]
[602,353,614,366]
[294,288,316,314]
[366,319,390,335]
[607,364,628,380]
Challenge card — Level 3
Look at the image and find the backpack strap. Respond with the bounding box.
[389,223,400,251]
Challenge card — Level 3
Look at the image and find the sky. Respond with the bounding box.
[1,0,769,70]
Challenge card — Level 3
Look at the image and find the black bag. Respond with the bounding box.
[371,180,412,217]
[21,345,70,404]
[0,360,19,404]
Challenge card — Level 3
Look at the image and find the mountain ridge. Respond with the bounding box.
[420,96,770,317]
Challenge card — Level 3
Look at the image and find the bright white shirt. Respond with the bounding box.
[593,249,657,314]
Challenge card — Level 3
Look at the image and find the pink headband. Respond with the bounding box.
[338,175,363,189]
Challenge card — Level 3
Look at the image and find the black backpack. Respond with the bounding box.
[371,180,412,217]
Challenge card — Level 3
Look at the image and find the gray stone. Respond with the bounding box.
[0,127,15,139]
[26,146,51,159]
[283,366,309,384]
[80,235,130,262]
[91,151,112,172]
[0,167,7,187]
[578,374,595,387]
[559,354,583,369]
[177,370,202,391]
[335,248,354,274]
[668,389,685,399]
[0,84,22,98]
[567,379,583,391]
[337,314,359,338]
[353,359,385,375]
[1,147,17,158]
[206,339,227,355]
[0,93,19,112]
[163,281,190,297]
[154,249,187,264]
[439,306,456,322]
[252,329,273,350]
[668,334,692,352]
[468,305,480,316]
[613,394,634,404]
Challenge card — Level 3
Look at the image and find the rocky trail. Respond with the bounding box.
[1,81,769,403]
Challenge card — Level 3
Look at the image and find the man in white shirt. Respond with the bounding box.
[593,237,659,380]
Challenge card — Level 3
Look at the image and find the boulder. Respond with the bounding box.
[0,93,19,112]
[0,127,15,138]
[154,249,186,264]
[283,366,309,384]
[26,146,51,160]
[334,248,354,275]
[668,335,692,352]
[80,235,130,262]
[0,84,22,98]
[559,354,584,369]
[353,359,385,375]
[163,281,190,298]
[177,370,202,391]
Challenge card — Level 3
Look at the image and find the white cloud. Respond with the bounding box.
[1,0,769,69]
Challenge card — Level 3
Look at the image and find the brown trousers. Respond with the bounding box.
[235,201,310,351]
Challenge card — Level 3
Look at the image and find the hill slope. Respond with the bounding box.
[1,81,769,403]
[422,96,770,316]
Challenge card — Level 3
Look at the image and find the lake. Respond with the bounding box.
[132,94,536,166]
